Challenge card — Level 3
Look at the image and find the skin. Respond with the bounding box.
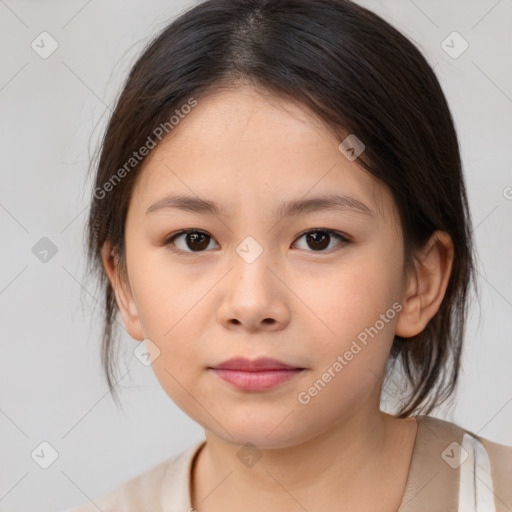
[102,84,454,512]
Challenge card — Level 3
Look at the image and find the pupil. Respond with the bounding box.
[307,231,329,250]
[187,232,209,251]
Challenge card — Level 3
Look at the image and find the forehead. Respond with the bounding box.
[131,85,394,224]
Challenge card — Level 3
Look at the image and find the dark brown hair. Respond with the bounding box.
[84,0,477,416]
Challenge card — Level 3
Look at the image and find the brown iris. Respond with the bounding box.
[185,232,211,251]
[305,231,330,251]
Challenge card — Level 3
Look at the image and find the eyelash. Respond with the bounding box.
[163,228,352,254]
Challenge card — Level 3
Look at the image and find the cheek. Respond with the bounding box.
[129,247,209,336]
[143,314,208,419]
[297,245,403,380]
[303,252,402,338]
[127,255,208,390]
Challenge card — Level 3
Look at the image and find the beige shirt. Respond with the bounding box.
[65,415,512,512]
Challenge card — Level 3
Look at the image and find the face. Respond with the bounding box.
[110,85,412,449]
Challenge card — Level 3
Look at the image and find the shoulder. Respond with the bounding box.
[416,414,512,464]
[63,440,205,512]
[473,433,512,511]
[416,415,512,510]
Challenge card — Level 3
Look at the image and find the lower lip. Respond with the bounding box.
[210,368,304,391]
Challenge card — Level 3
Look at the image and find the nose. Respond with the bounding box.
[216,247,291,332]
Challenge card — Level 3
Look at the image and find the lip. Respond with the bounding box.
[209,357,305,391]
[211,357,302,371]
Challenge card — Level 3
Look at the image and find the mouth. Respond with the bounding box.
[208,357,306,391]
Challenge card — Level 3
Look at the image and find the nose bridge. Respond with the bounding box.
[216,234,289,330]
[231,234,277,295]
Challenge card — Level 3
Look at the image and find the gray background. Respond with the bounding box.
[0,1,511,511]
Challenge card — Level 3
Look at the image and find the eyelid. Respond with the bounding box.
[163,229,217,253]
[164,228,352,253]
[294,228,352,244]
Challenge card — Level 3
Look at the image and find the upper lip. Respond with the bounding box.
[210,357,302,371]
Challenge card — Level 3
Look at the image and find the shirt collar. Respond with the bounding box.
[160,439,207,510]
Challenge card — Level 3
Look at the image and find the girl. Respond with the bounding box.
[69,0,512,511]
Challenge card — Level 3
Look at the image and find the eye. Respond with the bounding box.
[293,229,351,252]
[165,230,220,253]
[164,228,351,254]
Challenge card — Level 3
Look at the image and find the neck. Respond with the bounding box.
[191,409,418,512]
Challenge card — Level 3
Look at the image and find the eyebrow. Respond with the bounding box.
[145,193,374,218]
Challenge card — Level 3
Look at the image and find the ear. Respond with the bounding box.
[101,242,145,341]
[395,230,454,338]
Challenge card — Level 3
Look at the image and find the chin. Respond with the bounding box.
[206,420,317,451]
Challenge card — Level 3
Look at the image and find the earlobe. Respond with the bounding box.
[395,231,454,338]
[100,242,145,341]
